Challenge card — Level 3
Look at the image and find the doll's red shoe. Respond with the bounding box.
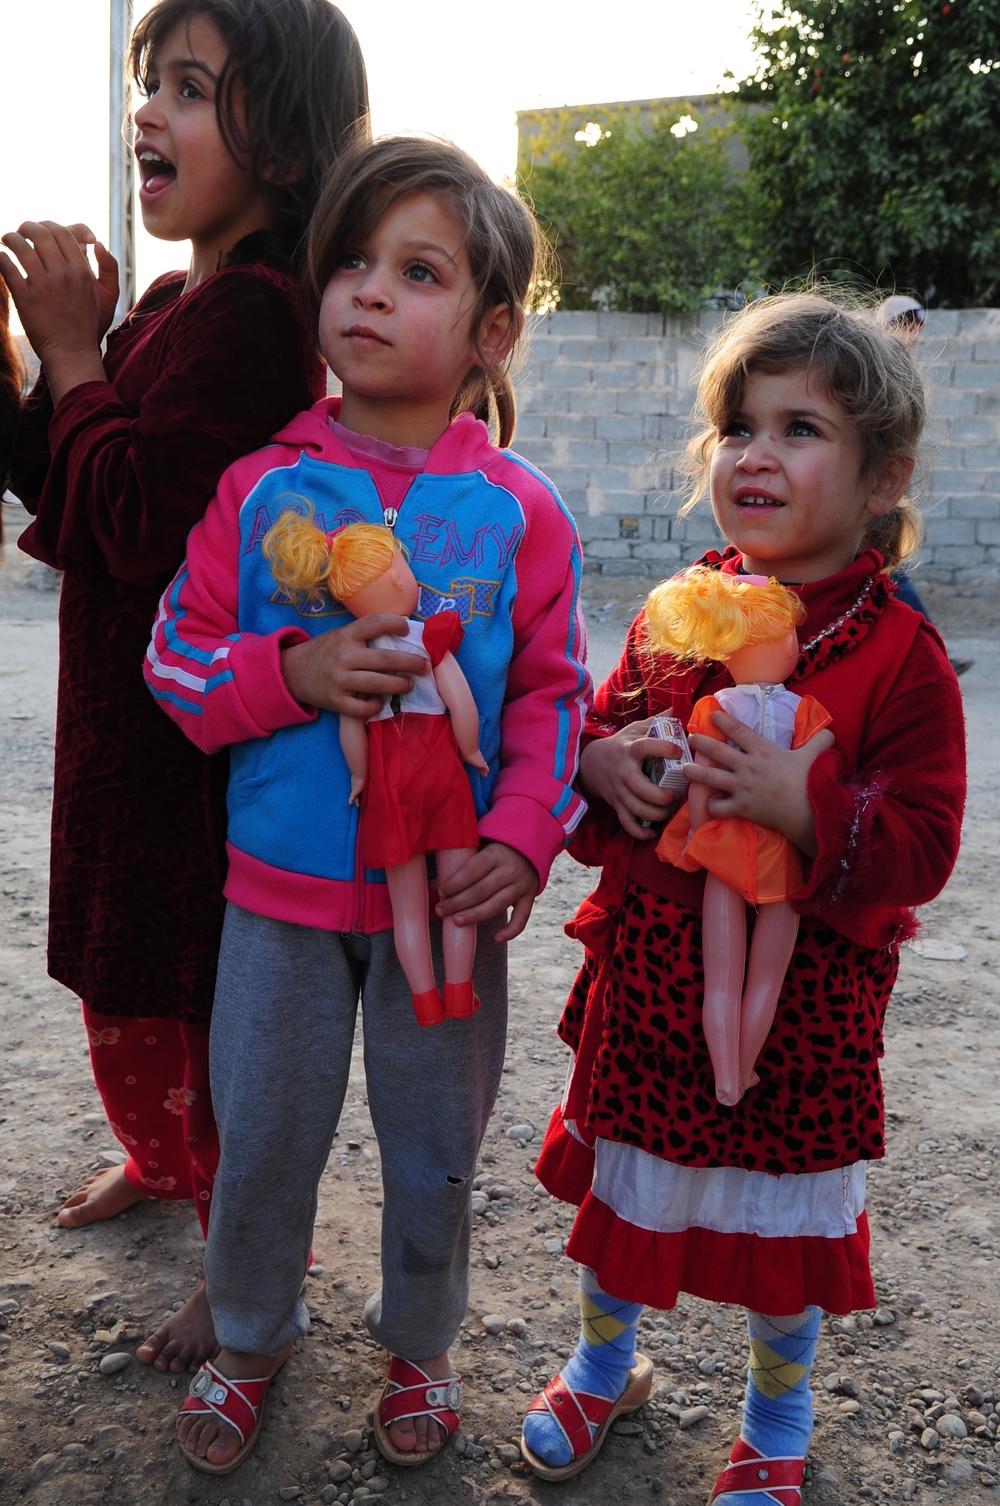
[411,988,445,1027]
[707,1435,805,1504]
[444,981,480,1019]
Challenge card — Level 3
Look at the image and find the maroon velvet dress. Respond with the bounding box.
[11,263,321,1212]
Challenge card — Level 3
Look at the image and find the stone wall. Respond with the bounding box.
[513,308,1000,584]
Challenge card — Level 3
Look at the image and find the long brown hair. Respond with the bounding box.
[130,0,370,261]
[305,136,550,447]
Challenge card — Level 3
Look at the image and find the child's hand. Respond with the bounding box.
[347,774,364,805]
[281,614,429,717]
[579,719,685,840]
[687,711,835,857]
[0,221,118,401]
[435,842,538,943]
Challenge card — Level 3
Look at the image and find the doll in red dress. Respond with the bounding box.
[652,568,831,1105]
[265,515,487,1026]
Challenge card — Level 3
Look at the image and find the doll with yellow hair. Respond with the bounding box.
[265,513,487,1027]
[651,567,832,1106]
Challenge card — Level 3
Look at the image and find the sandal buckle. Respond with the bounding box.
[426,1380,462,1410]
[189,1369,215,1400]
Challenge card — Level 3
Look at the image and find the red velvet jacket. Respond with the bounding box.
[571,549,966,953]
[12,265,321,1020]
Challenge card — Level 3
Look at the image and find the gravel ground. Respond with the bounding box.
[2,494,998,1506]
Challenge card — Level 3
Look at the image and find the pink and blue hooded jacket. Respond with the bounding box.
[144,401,591,934]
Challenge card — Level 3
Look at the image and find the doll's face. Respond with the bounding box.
[725,629,799,686]
[342,547,420,618]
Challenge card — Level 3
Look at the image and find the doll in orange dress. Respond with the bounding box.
[652,568,832,1105]
[265,515,487,1027]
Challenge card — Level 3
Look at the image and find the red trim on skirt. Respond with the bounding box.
[536,1109,874,1316]
[566,1195,874,1317]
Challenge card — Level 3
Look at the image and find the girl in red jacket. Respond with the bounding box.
[520,292,966,1503]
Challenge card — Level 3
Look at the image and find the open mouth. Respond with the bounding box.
[137,150,177,196]
[734,490,783,509]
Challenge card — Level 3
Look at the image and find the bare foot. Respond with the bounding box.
[177,1343,290,1470]
[57,1165,145,1228]
[138,1281,218,1374]
[384,1350,455,1458]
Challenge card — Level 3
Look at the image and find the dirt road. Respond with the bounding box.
[2,498,998,1506]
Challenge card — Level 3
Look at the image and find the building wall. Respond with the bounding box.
[513,308,1000,584]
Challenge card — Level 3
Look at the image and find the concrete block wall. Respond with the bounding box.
[513,308,1000,585]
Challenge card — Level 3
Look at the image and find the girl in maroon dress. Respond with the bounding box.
[0,0,404,1374]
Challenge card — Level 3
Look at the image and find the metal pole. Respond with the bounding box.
[109,0,135,322]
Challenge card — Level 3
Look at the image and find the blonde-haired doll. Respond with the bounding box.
[651,567,832,1106]
[265,513,487,1027]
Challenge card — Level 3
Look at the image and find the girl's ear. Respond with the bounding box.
[476,304,521,369]
[866,454,915,516]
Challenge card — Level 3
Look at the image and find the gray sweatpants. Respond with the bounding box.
[205,903,507,1360]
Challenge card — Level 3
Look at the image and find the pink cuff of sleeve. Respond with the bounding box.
[226,627,317,734]
[478,794,572,894]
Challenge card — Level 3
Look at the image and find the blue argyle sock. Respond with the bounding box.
[714,1307,821,1503]
[521,1268,643,1468]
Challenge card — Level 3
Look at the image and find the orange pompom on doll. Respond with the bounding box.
[265,514,487,1027]
[651,567,832,1106]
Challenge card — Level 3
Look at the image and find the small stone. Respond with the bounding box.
[872,1307,896,1326]
[321,1490,338,1505]
[496,1443,521,1465]
[505,1124,535,1143]
[543,1238,565,1255]
[822,1372,841,1392]
[888,1430,906,1453]
[937,1413,968,1440]
[482,1313,506,1335]
[46,1342,71,1360]
[279,1489,303,1502]
[328,1461,352,1483]
[471,1194,490,1215]
[483,1255,500,1270]
[307,1264,325,1277]
[698,1358,716,1376]
[368,1476,389,1493]
[920,1427,940,1451]
[611,1419,644,1436]
[28,1454,58,1485]
[505,1318,527,1338]
[98,1352,131,1376]
[342,1429,365,1454]
[838,1400,862,1415]
[678,1405,710,1430]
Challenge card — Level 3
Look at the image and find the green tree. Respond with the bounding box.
[735,0,1000,305]
[519,105,757,315]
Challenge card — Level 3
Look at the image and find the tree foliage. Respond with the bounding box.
[520,106,757,315]
[736,0,1000,305]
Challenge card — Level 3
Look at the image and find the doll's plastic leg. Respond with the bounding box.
[385,859,444,1026]
[701,874,747,1107]
[738,902,799,1094]
[435,848,479,1019]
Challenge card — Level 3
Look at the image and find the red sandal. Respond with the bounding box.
[177,1358,281,1475]
[519,1354,654,1481]
[707,1436,805,1504]
[373,1355,463,1467]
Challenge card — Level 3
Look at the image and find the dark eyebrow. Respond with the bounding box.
[157,55,218,82]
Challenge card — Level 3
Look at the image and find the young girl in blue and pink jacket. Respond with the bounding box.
[144,136,590,1475]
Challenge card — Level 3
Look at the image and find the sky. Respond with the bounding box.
[1,0,759,317]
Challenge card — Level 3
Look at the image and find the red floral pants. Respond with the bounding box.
[82,1004,219,1237]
